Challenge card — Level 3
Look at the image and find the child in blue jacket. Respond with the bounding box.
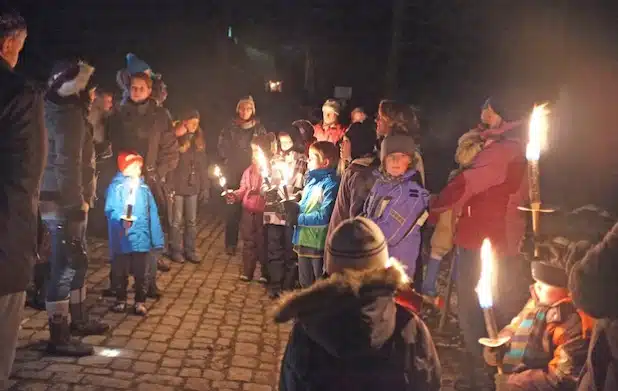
[284,141,340,288]
[363,134,429,281]
[105,151,164,315]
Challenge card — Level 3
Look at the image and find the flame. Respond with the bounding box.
[476,238,495,309]
[213,165,221,178]
[274,161,292,185]
[255,147,270,179]
[526,103,549,161]
[219,176,226,188]
[126,177,139,206]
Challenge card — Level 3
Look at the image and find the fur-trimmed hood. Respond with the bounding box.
[273,266,407,358]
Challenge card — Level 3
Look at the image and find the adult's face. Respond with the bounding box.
[130,78,152,103]
[238,103,253,121]
[375,112,390,136]
[481,105,502,128]
[340,136,352,161]
[0,29,27,69]
[323,109,338,126]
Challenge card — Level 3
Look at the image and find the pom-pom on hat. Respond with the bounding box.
[117,151,144,173]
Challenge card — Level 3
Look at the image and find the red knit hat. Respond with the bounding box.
[117,151,143,173]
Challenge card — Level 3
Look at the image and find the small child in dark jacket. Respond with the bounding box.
[284,141,340,288]
[226,136,269,282]
[363,134,429,282]
[484,243,593,391]
[105,152,165,316]
[263,129,307,298]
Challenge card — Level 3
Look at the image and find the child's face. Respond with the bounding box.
[279,134,293,152]
[308,148,327,171]
[534,281,569,306]
[123,162,142,179]
[385,152,412,177]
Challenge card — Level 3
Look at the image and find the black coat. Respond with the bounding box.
[577,319,618,391]
[273,266,442,391]
[0,59,47,297]
[41,94,96,216]
[106,99,178,179]
[217,119,266,186]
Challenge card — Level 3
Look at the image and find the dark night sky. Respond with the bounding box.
[7,0,618,208]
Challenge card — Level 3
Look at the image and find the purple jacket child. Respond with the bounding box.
[362,169,429,276]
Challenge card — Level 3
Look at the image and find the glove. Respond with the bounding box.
[494,373,510,391]
[484,343,509,367]
[283,200,300,226]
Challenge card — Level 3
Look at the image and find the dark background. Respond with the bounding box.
[6,0,618,210]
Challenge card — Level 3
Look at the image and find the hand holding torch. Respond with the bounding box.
[213,165,233,197]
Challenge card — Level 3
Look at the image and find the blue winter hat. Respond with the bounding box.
[126,53,151,75]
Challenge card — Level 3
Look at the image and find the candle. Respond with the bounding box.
[122,177,139,222]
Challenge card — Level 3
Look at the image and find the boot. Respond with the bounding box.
[46,301,93,357]
[69,288,110,336]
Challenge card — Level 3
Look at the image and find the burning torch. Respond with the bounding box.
[518,104,554,256]
[274,160,292,201]
[255,147,272,188]
[213,165,233,197]
[477,238,510,374]
[121,177,139,230]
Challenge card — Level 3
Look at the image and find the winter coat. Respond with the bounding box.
[274,265,442,391]
[577,319,618,391]
[0,59,47,297]
[88,98,109,144]
[217,119,267,186]
[168,131,209,196]
[293,168,340,258]
[313,122,346,144]
[263,151,307,226]
[486,292,593,391]
[105,99,179,180]
[430,121,528,256]
[41,95,97,216]
[363,169,429,273]
[105,172,164,256]
[234,164,266,213]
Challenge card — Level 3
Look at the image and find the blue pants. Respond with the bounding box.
[44,218,88,302]
[170,195,198,257]
[455,247,532,362]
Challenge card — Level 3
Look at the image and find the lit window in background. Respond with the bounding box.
[267,80,283,93]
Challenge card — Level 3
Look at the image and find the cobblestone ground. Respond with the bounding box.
[9,214,466,391]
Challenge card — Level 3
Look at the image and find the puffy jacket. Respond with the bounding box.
[430,122,528,256]
[0,59,47,297]
[293,168,340,257]
[234,164,266,213]
[577,319,618,391]
[41,95,96,215]
[274,265,442,391]
[363,169,429,273]
[313,122,346,144]
[217,119,267,186]
[105,172,165,255]
[105,99,178,180]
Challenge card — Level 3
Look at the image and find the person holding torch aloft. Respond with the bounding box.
[429,95,533,389]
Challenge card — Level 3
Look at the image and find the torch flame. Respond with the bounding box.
[213,165,221,178]
[255,147,270,179]
[126,177,139,206]
[476,238,495,309]
[219,176,226,188]
[526,103,549,161]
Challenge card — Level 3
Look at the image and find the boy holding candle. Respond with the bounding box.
[283,141,340,288]
[105,152,165,315]
[483,242,593,391]
[263,128,307,298]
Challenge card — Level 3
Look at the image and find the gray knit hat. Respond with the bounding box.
[380,134,417,162]
[326,217,389,274]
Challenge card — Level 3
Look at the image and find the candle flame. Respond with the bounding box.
[255,147,270,179]
[213,165,221,178]
[476,238,495,309]
[126,177,139,206]
[526,103,549,161]
[219,176,226,188]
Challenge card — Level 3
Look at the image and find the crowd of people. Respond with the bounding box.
[2,9,618,391]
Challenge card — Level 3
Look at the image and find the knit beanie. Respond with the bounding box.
[48,60,95,97]
[292,119,314,143]
[236,95,256,115]
[126,53,151,75]
[483,94,530,123]
[178,109,200,122]
[326,217,389,274]
[322,99,341,116]
[569,221,618,319]
[380,134,417,163]
[117,151,144,173]
[346,120,376,160]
